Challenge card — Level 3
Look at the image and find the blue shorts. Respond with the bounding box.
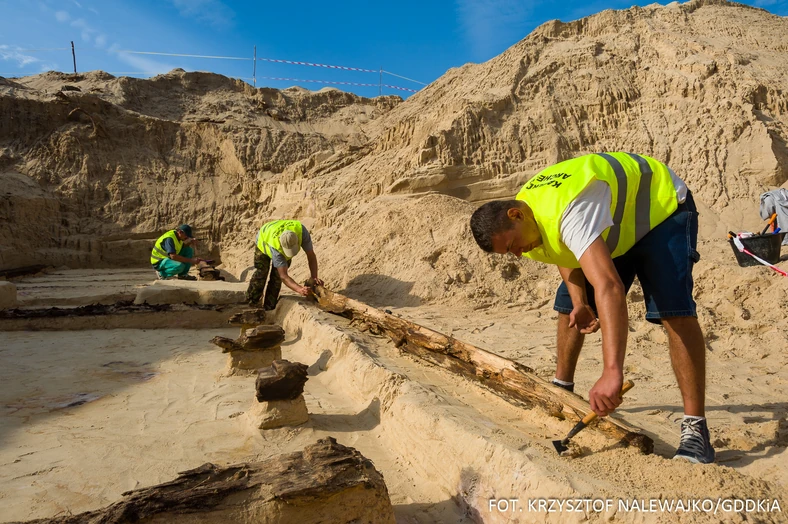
[554,192,700,324]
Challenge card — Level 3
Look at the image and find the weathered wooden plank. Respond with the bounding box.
[20,438,395,524]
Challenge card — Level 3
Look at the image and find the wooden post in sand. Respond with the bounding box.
[247,359,310,429]
[228,308,267,334]
[70,41,76,74]
[308,284,653,454]
[211,323,284,376]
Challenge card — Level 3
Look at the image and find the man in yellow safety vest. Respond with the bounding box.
[150,224,205,280]
[470,152,713,464]
[246,219,322,310]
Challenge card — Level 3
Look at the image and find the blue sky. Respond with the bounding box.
[1,0,786,99]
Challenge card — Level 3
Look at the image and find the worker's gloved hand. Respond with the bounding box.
[569,304,599,334]
[589,370,623,417]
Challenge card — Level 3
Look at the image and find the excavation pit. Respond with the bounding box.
[3,270,787,523]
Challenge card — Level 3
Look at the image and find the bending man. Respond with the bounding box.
[150,224,203,280]
[246,219,322,310]
[470,152,713,464]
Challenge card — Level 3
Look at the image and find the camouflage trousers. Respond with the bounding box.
[245,247,290,310]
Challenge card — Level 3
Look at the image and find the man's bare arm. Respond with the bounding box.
[276,266,309,296]
[558,266,599,334]
[578,237,627,416]
[558,266,587,305]
[305,250,322,285]
[170,253,201,264]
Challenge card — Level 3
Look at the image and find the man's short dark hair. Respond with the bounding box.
[470,200,521,252]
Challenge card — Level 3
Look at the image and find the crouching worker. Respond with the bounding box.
[470,152,714,464]
[246,220,323,310]
[150,224,204,280]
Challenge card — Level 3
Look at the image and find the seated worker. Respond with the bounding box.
[150,224,204,280]
[470,152,713,464]
[246,219,323,310]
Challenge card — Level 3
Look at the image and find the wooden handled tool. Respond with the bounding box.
[762,213,778,235]
[552,380,635,455]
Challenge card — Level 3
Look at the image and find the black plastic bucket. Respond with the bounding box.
[728,232,786,267]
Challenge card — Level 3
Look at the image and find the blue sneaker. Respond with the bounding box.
[673,417,715,464]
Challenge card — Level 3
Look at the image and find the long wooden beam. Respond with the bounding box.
[309,285,653,454]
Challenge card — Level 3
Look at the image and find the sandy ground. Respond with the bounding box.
[399,303,788,485]
[0,306,474,522]
[12,268,153,307]
[2,271,787,523]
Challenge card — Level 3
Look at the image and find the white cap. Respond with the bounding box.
[279,230,300,258]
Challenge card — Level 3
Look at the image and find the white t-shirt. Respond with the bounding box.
[559,168,687,261]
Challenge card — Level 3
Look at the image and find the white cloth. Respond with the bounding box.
[759,189,788,246]
[560,171,688,261]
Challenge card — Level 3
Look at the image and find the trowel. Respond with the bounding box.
[552,380,634,455]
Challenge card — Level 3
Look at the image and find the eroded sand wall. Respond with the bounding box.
[3,0,788,277]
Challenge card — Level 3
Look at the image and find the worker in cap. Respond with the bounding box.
[470,153,713,464]
[246,220,322,310]
[150,224,205,280]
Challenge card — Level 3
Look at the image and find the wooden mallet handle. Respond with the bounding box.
[581,379,635,424]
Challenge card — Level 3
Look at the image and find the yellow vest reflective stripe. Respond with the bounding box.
[256,220,303,260]
[150,230,183,265]
[516,152,678,268]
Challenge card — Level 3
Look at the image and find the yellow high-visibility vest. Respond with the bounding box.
[150,230,183,265]
[516,152,678,268]
[256,220,303,260]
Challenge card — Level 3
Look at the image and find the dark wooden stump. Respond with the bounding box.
[20,438,395,524]
[210,325,285,353]
[241,325,285,349]
[197,261,224,281]
[256,360,309,402]
[228,308,266,326]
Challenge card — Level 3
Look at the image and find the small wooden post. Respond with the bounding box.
[253,45,257,87]
[71,41,77,74]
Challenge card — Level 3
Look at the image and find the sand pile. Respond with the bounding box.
[286,193,560,309]
[0,70,400,269]
[2,0,787,288]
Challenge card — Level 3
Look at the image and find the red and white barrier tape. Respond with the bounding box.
[117,51,425,85]
[256,58,378,73]
[258,76,418,92]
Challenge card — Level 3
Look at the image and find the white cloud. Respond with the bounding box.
[170,0,235,29]
[55,10,70,22]
[95,34,107,47]
[456,0,534,60]
[70,18,98,43]
[71,18,91,31]
[0,45,41,68]
[88,7,99,15]
[71,0,83,7]
[114,51,176,74]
